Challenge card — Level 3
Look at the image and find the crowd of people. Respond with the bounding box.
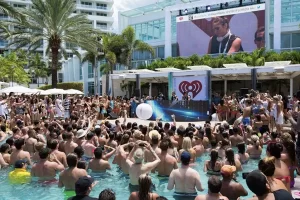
[0,91,299,200]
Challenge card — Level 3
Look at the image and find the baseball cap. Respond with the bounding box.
[75,176,94,195]
[133,148,144,164]
[246,170,268,196]
[181,151,191,164]
[14,159,26,168]
[221,165,236,177]
[94,125,100,129]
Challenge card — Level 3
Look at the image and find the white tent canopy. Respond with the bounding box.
[0,86,35,94]
[65,89,84,95]
[45,88,66,95]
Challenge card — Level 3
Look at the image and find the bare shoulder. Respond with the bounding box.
[195,194,206,200]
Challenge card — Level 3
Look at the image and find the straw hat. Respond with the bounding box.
[76,129,87,139]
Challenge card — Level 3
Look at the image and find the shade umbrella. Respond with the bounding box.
[30,89,50,95]
[0,86,35,94]
[65,89,84,95]
[45,88,66,95]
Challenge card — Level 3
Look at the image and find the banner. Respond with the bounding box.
[173,76,208,101]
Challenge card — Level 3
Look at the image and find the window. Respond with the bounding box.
[58,73,63,83]
[88,82,94,95]
[79,64,83,80]
[88,62,93,78]
[67,53,73,58]
[96,22,107,29]
[269,32,300,50]
[66,42,77,49]
[31,74,37,84]
[97,3,107,9]
[81,11,92,15]
[292,33,300,48]
[96,13,107,16]
[81,1,92,6]
[14,4,26,8]
[0,13,8,19]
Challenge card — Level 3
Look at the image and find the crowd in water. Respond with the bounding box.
[0,91,299,200]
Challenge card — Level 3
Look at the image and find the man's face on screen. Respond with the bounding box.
[255,31,265,49]
[213,22,228,37]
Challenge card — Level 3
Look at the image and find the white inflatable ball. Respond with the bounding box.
[136,103,153,120]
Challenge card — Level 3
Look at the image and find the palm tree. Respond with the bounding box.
[28,53,48,87]
[120,26,155,69]
[5,0,100,88]
[0,0,21,33]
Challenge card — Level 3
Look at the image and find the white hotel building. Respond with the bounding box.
[0,0,114,89]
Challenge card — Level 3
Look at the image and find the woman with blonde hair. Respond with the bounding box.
[179,137,196,163]
[129,174,159,200]
[246,135,262,159]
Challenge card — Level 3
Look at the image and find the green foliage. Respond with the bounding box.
[28,53,48,86]
[145,49,300,70]
[38,82,83,91]
[4,0,101,88]
[0,51,30,85]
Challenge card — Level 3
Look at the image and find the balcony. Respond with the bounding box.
[96,25,108,30]
[76,4,112,12]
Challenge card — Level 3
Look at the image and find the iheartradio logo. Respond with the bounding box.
[179,17,183,20]
[179,80,202,98]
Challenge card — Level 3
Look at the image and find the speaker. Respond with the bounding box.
[257,82,262,91]
[135,88,140,98]
[240,88,249,97]
[108,112,118,119]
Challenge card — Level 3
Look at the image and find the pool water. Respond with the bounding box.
[0,147,266,200]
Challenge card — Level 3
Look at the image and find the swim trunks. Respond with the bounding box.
[242,117,251,126]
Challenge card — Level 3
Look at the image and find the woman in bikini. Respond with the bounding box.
[280,132,297,188]
[229,94,239,121]
[129,174,159,200]
[235,142,249,164]
[224,148,242,171]
[246,135,262,159]
[204,149,223,175]
[215,99,228,121]
[266,142,291,191]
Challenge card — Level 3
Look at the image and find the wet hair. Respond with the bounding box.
[120,134,130,145]
[211,140,217,148]
[6,137,14,147]
[95,128,101,136]
[208,176,222,193]
[39,148,50,159]
[74,146,84,159]
[98,188,116,200]
[237,142,246,154]
[0,125,6,132]
[160,140,169,151]
[151,135,159,145]
[225,148,235,166]
[94,147,103,159]
[126,122,132,130]
[67,153,78,167]
[205,128,212,140]
[210,149,218,170]
[164,123,170,130]
[86,132,94,140]
[177,126,186,137]
[66,126,72,132]
[14,138,25,150]
[138,174,152,200]
[0,143,10,153]
[157,121,162,128]
[109,132,115,140]
[258,156,276,177]
[47,139,59,150]
[267,142,283,159]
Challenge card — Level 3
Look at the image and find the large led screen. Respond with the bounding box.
[177,4,265,56]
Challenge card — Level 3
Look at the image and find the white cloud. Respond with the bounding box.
[113,0,158,31]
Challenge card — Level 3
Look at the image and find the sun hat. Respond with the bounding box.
[148,130,161,140]
[221,165,236,177]
[76,129,87,139]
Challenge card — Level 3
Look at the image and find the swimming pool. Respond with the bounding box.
[0,148,266,200]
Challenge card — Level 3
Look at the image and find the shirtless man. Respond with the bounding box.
[82,132,97,162]
[23,129,38,156]
[31,148,64,181]
[193,136,205,159]
[48,139,68,167]
[156,140,178,177]
[58,153,88,190]
[229,127,244,147]
[242,99,252,127]
[126,141,160,192]
[195,176,229,200]
[167,151,203,198]
[0,125,7,142]
[64,131,78,156]
[10,138,32,166]
[107,132,118,150]
[115,142,134,174]
[88,147,111,172]
[220,165,248,200]
[144,132,161,163]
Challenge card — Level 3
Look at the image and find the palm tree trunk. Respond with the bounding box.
[106,72,109,95]
[51,47,59,88]
[37,78,39,87]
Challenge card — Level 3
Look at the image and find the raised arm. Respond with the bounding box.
[142,143,161,173]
